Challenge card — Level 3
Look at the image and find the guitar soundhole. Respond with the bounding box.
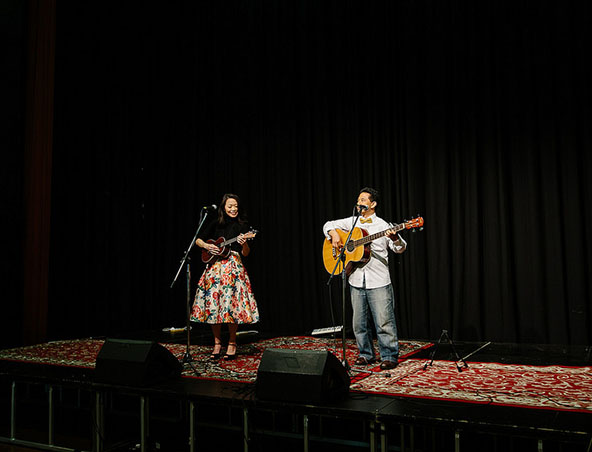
[346,242,355,252]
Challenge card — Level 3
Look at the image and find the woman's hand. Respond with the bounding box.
[237,234,251,256]
[206,243,221,255]
[197,238,221,254]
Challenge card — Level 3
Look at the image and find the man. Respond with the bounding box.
[323,187,406,370]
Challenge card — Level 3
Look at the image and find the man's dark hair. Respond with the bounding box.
[359,187,379,204]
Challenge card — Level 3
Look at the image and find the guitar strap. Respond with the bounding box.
[370,250,389,268]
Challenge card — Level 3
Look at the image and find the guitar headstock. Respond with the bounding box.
[405,216,424,230]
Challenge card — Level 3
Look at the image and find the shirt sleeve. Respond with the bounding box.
[323,217,355,240]
[388,233,407,254]
[197,220,217,241]
[236,222,253,253]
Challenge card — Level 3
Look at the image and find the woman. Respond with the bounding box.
[191,194,259,360]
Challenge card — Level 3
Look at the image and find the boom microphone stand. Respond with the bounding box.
[326,206,363,370]
[170,207,212,367]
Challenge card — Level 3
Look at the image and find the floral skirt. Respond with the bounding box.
[190,252,259,324]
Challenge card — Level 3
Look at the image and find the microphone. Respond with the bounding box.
[356,204,369,211]
[202,204,217,211]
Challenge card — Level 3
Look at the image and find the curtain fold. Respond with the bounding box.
[23,0,56,345]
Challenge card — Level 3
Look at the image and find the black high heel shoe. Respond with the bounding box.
[223,342,237,360]
[210,343,222,359]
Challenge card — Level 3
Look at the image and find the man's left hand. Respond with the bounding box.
[386,230,398,241]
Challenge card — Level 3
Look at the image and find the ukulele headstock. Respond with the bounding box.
[242,229,258,240]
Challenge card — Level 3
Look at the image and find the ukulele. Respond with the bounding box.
[201,229,258,263]
[322,217,423,275]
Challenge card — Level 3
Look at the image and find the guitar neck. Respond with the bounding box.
[353,223,404,247]
[220,236,239,247]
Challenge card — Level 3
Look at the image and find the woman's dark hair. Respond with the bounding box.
[218,193,247,225]
[359,187,380,204]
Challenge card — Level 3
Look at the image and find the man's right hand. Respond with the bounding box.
[329,231,343,249]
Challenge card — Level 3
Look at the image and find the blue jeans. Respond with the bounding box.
[350,284,399,362]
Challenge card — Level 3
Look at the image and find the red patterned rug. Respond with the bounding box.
[2,337,591,413]
[351,358,592,413]
[0,336,428,383]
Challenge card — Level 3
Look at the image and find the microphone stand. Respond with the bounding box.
[326,206,363,371]
[170,208,211,367]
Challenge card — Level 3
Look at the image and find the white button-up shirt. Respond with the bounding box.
[323,213,407,289]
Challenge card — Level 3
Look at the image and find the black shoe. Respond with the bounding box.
[210,344,222,360]
[223,343,237,361]
[354,356,376,366]
[379,360,398,370]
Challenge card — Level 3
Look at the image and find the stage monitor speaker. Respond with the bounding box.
[95,339,182,386]
[256,348,350,403]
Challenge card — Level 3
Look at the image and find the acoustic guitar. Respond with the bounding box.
[201,229,258,264]
[322,217,424,275]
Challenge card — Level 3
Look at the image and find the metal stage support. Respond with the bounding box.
[1,377,590,452]
[1,380,90,452]
[95,391,104,452]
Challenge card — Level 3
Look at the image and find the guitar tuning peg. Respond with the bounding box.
[411,229,416,233]
[419,227,424,231]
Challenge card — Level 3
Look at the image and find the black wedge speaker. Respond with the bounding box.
[95,339,182,386]
[256,349,350,403]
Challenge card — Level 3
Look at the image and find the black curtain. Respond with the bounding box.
[46,1,591,345]
[2,0,26,348]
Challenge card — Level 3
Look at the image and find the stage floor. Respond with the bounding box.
[1,330,591,452]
